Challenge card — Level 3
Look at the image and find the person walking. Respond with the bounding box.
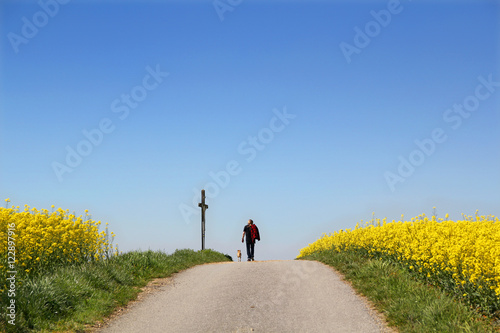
[242,219,260,261]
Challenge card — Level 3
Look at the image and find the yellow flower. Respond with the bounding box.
[297,212,500,306]
[0,203,116,277]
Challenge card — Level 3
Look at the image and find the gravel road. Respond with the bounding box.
[100,260,390,333]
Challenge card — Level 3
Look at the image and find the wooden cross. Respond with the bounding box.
[198,189,208,250]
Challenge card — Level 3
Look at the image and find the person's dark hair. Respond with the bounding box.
[249,219,253,224]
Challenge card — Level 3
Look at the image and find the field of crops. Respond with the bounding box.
[0,199,234,331]
[0,199,116,281]
[298,213,500,315]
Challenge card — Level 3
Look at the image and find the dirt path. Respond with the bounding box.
[99,260,391,332]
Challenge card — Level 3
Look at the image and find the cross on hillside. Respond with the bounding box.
[198,189,208,250]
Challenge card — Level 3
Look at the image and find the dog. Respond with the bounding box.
[237,250,241,262]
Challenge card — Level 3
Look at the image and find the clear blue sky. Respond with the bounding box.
[1,0,499,260]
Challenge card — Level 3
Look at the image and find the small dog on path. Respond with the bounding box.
[237,250,241,262]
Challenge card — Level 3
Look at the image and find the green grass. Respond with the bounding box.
[1,249,231,332]
[300,249,499,333]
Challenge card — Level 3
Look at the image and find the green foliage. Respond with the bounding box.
[0,249,230,332]
[300,249,499,333]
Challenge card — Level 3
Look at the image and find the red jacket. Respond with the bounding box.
[250,224,260,243]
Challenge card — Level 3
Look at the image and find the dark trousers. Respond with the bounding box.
[246,241,255,259]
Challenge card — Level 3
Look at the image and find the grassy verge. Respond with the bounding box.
[1,249,231,332]
[300,249,498,333]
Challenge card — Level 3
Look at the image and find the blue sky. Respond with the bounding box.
[1,0,499,260]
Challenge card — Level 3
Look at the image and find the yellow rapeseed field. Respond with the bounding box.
[0,199,116,277]
[298,213,500,300]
